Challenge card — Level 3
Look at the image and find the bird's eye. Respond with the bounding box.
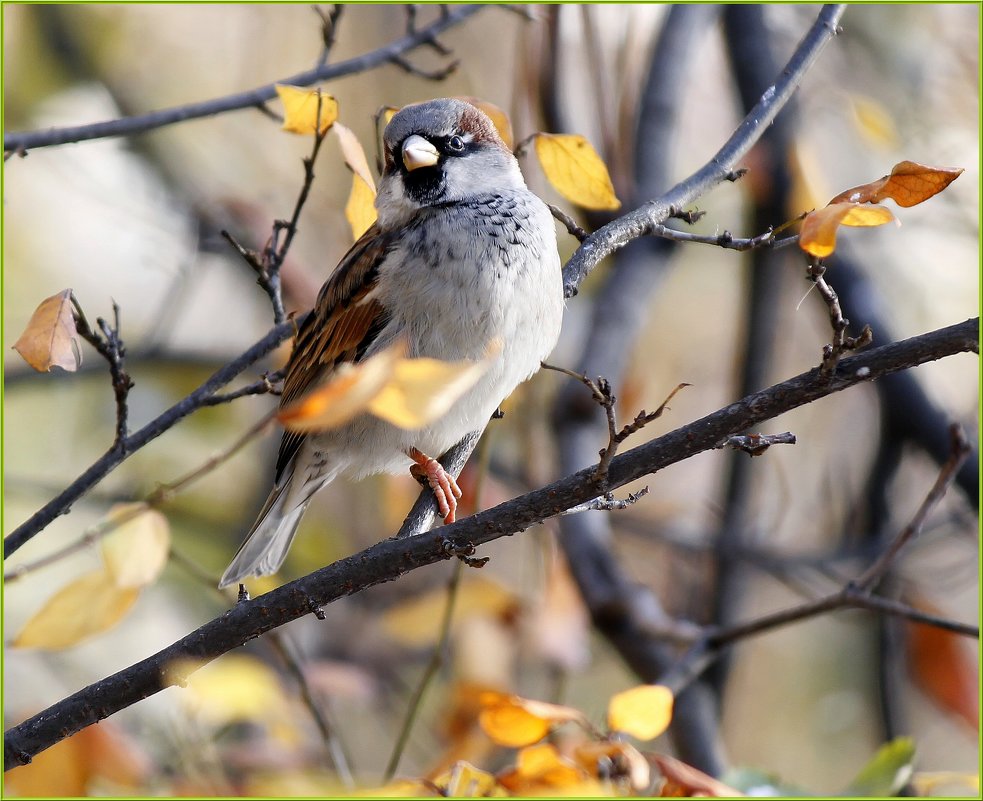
[447,135,466,154]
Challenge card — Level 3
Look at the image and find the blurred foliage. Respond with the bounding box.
[3,4,978,797]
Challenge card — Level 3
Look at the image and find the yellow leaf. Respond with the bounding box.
[849,95,900,149]
[334,122,376,191]
[456,96,514,149]
[380,576,517,646]
[101,503,171,589]
[367,340,500,430]
[346,173,378,241]
[275,84,338,135]
[433,761,504,797]
[167,655,288,726]
[278,340,407,432]
[13,571,140,649]
[607,684,674,740]
[533,133,621,210]
[839,204,896,227]
[478,691,586,747]
[799,202,894,258]
[13,288,82,372]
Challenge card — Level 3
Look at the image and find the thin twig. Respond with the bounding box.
[807,257,874,373]
[71,296,135,452]
[383,560,464,782]
[267,632,355,789]
[851,424,972,592]
[4,317,299,558]
[657,424,978,693]
[547,204,588,242]
[651,224,800,252]
[313,5,344,68]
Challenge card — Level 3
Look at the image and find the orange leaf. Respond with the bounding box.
[275,85,338,135]
[478,691,586,747]
[497,743,588,793]
[3,721,150,797]
[829,160,963,208]
[905,595,979,730]
[13,288,82,372]
[799,202,894,258]
[607,684,674,740]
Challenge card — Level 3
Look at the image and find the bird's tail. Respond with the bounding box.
[218,481,312,589]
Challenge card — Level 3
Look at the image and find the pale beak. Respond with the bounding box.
[402,135,439,171]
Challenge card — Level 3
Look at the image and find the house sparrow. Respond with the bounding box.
[219,98,564,588]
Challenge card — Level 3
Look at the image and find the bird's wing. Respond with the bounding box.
[275,224,395,483]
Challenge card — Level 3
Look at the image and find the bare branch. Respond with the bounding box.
[4,317,975,769]
[561,4,847,297]
[3,6,483,151]
[3,317,300,558]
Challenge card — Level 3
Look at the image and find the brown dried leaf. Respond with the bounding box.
[534,133,621,210]
[799,202,894,258]
[829,161,963,208]
[13,288,82,372]
[653,753,744,797]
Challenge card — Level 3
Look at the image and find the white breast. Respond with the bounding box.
[336,189,563,477]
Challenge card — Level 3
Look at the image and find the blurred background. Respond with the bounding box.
[4,4,978,797]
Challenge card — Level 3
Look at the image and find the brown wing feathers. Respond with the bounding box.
[274,226,394,482]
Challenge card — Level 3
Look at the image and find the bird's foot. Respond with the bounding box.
[408,447,463,523]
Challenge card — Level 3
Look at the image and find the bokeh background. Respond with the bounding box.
[4,4,978,797]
